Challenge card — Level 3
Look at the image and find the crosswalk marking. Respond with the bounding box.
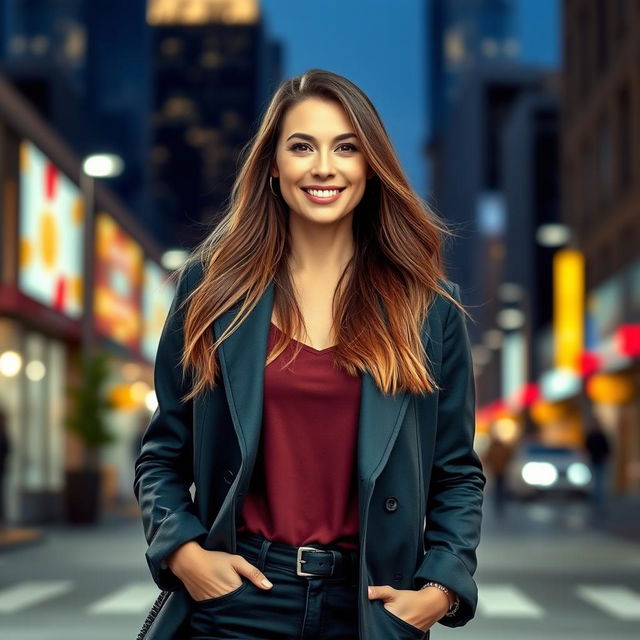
[0,581,73,613]
[87,583,160,614]
[477,584,544,618]
[576,586,640,620]
[0,580,638,619]
[87,582,158,613]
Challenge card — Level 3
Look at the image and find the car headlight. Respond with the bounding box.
[521,461,558,487]
[567,462,592,486]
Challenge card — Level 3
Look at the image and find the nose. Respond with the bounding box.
[312,148,335,176]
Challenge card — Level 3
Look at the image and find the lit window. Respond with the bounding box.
[444,29,465,67]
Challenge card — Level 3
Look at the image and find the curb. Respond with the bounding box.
[0,528,45,553]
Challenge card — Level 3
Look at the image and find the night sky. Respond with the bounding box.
[260,0,427,196]
[260,0,559,200]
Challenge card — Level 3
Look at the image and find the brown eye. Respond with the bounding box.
[289,142,310,151]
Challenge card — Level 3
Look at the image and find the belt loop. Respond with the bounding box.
[256,537,272,572]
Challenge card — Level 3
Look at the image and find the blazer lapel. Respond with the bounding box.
[212,279,432,497]
[212,280,275,486]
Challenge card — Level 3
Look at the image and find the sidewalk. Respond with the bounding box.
[593,492,640,542]
[0,500,140,553]
[481,485,640,544]
[0,526,45,552]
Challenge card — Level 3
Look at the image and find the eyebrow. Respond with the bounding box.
[285,132,358,143]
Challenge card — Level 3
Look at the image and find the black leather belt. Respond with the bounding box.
[237,532,359,579]
[295,545,358,577]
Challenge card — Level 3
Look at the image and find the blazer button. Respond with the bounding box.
[223,469,235,485]
[384,497,398,512]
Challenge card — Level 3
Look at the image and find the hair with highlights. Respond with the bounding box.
[171,68,468,402]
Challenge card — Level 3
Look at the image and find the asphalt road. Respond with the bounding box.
[0,494,639,640]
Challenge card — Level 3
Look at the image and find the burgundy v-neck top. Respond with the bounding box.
[236,321,362,550]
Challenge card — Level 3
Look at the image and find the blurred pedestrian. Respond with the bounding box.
[484,430,514,516]
[584,415,611,517]
[0,407,10,531]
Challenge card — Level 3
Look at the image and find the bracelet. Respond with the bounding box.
[420,581,460,617]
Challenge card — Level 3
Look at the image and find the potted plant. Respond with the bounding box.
[64,350,116,523]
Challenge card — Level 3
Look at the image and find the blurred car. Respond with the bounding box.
[505,443,594,500]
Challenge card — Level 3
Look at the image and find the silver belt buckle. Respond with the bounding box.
[296,545,323,576]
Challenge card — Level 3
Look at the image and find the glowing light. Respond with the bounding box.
[0,351,22,377]
[161,249,189,270]
[83,154,124,178]
[147,0,259,25]
[146,390,159,412]
[536,223,571,247]
[493,417,519,443]
[131,381,151,403]
[521,462,558,487]
[25,360,46,381]
[567,463,591,486]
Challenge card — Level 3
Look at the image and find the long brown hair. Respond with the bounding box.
[172,68,466,402]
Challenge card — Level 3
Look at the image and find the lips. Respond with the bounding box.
[300,187,346,193]
[300,186,346,204]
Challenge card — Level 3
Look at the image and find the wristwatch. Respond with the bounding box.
[420,581,460,617]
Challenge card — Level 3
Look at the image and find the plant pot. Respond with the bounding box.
[64,469,102,524]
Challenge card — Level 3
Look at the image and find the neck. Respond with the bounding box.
[287,211,355,277]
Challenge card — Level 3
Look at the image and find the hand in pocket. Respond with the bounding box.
[166,544,273,602]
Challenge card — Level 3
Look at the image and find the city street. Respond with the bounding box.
[0,1,637,640]
[1,491,639,640]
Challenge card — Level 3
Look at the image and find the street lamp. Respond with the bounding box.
[535,223,572,248]
[80,154,125,362]
[83,154,124,179]
[161,248,189,271]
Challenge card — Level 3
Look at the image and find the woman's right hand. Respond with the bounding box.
[165,540,273,602]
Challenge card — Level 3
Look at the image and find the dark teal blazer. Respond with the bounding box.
[134,260,485,640]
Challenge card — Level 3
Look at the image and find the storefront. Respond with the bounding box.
[0,134,84,523]
[92,213,173,510]
[0,84,173,525]
[0,318,68,523]
[582,259,640,494]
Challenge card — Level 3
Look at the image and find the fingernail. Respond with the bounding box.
[261,578,273,588]
[368,587,372,597]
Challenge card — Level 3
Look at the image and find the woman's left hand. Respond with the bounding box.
[367,584,451,633]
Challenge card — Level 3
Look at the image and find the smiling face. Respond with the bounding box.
[272,97,373,226]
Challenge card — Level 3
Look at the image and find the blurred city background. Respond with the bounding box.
[0,1,638,639]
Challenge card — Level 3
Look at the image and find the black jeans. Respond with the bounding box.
[188,531,360,639]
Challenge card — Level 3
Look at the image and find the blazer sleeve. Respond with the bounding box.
[412,282,486,627]
[133,263,209,591]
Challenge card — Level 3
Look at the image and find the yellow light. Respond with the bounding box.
[587,373,635,404]
[493,417,519,443]
[131,381,150,403]
[147,0,259,25]
[553,248,584,372]
[530,400,570,424]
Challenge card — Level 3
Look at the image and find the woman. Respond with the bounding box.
[134,69,485,640]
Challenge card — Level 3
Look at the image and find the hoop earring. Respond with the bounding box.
[269,176,279,197]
